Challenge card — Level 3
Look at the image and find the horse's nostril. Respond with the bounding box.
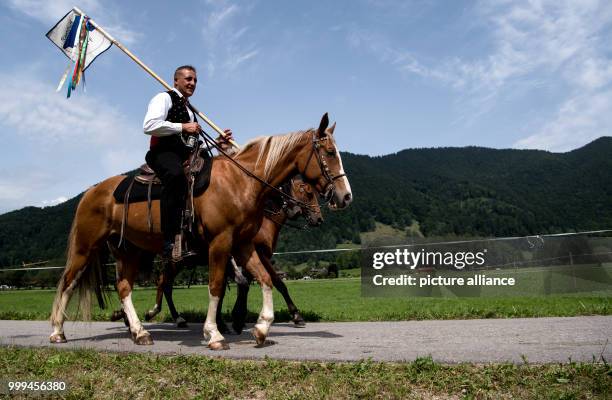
[344,193,352,202]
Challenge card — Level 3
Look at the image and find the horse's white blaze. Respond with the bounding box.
[254,284,274,337]
[336,151,352,203]
[122,293,145,336]
[203,289,225,344]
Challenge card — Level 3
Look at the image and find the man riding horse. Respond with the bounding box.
[50,69,352,348]
[143,65,233,261]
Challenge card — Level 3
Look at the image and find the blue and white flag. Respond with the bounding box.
[46,10,111,70]
[47,10,113,96]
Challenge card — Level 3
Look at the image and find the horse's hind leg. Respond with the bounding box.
[114,248,153,345]
[50,246,90,343]
[231,275,251,334]
[50,206,109,343]
[162,265,187,327]
[145,272,165,322]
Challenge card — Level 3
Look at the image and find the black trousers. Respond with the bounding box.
[145,148,188,244]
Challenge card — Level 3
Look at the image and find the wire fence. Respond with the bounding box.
[1,229,611,272]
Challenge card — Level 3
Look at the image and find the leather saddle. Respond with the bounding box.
[134,154,207,185]
[134,163,160,185]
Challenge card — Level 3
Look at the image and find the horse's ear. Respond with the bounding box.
[326,122,336,135]
[317,113,329,138]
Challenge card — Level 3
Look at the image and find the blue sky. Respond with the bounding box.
[1,0,611,213]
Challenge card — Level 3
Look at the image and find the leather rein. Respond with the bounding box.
[195,120,343,210]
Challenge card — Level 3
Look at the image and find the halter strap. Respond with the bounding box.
[305,131,345,202]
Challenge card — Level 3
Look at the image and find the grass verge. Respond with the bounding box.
[0,279,610,323]
[0,347,610,399]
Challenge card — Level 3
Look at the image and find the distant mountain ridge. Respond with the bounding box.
[1,137,611,266]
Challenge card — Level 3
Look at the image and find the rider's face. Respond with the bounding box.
[174,69,197,98]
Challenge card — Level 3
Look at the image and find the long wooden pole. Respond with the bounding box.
[72,6,239,149]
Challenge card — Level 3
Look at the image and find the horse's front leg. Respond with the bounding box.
[115,251,153,345]
[161,265,187,327]
[240,246,275,346]
[231,275,251,334]
[266,257,305,327]
[204,234,231,350]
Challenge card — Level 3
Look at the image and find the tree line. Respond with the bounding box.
[1,137,610,286]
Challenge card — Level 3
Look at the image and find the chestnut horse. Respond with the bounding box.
[50,113,351,350]
[110,176,322,329]
[226,176,322,333]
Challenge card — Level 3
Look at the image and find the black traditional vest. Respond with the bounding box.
[149,90,197,153]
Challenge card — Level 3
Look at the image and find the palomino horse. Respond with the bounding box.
[226,176,322,333]
[109,176,322,329]
[50,113,351,350]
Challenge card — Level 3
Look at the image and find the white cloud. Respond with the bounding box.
[207,4,239,30]
[6,0,139,45]
[6,0,101,23]
[0,69,146,213]
[0,170,58,213]
[224,49,259,71]
[514,89,612,152]
[0,72,132,147]
[348,0,612,150]
[102,23,141,46]
[41,196,68,207]
[200,2,259,76]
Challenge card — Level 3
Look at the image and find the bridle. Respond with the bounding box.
[263,178,321,230]
[194,120,341,210]
[303,130,346,204]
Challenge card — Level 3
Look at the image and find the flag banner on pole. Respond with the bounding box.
[46,10,111,70]
[46,10,112,96]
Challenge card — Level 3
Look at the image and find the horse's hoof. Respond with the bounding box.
[176,317,188,328]
[134,332,154,345]
[252,327,267,346]
[208,340,230,351]
[292,313,306,327]
[144,312,154,322]
[49,333,67,344]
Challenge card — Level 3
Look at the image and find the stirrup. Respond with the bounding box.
[171,234,183,261]
[168,234,197,262]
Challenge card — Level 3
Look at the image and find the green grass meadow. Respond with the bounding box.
[1,347,610,399]
[1,270,610,398]
[0,276,610,322]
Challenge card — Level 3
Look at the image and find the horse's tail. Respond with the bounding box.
[50,214,108,324]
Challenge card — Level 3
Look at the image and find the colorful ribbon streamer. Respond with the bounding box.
[56,15,93,97]
[67,17,90,98]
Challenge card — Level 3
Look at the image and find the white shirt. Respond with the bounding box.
[143,88,195,137]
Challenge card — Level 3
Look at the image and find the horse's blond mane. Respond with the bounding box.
[236,129,312,180]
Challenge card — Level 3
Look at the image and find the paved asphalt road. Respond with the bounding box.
[1,316,610,364]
